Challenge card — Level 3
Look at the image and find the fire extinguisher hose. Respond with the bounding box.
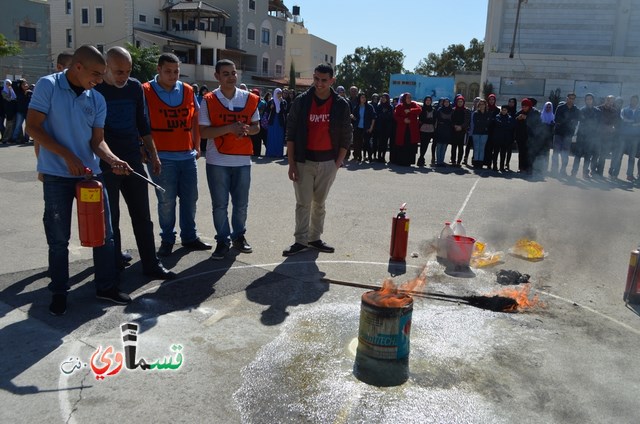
[130,170,166,193]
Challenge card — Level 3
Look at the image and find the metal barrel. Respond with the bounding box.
[353,292,413,387]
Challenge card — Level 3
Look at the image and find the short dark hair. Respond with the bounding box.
[314,63,334,78]
[56,51,73,67]
[71,45,106,66]
[215,59,235,73]
[158,53,180,67]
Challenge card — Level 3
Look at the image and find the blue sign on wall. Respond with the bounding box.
[389,74,455,102]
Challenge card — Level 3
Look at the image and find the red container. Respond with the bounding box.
[624,247,640,304]
[446,235,476,266]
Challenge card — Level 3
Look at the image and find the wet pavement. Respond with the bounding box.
[1,144,640,423]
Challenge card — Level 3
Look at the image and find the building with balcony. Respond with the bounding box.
[481,0,640,105]
[0,0,51,82]
[49,0,290,87]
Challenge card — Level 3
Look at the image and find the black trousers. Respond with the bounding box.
[103,160,160,273]
[450,131,465,164]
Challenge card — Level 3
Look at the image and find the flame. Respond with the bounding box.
[491,283,543,312]
[363,267,427,308]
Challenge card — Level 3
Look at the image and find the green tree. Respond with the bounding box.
[289,61,296,90]
[414,38,484,76]
[0,33,21,57]
[335,46,405,96]
[126,42,160,82]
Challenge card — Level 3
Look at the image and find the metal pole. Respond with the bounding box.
[509,0,526,59]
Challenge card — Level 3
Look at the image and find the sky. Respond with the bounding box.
[286,0,489,71]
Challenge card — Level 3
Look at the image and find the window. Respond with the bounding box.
[225,26,232,37]
[139,14,146,23]
[330,56,334,63]
[95,7,103,25]
[171,19,178,30]
[262,57,269,74]
[276,34,283,47]
[154,17,161,26]
[19,26,36,42]
[96,44,104,53]
[261,28,270,45]
[81,8,89,25]
[66,0,72,14]
[247,28,255,41]
[249,0,256,10]
[324,54,328,62]
[66,29,72,48]
[275,64,283,76]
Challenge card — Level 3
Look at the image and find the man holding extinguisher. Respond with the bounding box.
[26,45,133,316]
[95,46,176,281]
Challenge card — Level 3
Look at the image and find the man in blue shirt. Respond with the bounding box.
[26,45,133,316]
[95,46,176,280]
[143,53,211,257]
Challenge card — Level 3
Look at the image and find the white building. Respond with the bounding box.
[284,6,336,81]
[481,0,640,105]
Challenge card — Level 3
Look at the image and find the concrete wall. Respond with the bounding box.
[0,0,51,82]
[482,0,640,105]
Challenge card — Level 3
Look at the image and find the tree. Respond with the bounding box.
[288,61,296,90]
[335,46,405,96]
[0,33,21,57]
[414,38,484,76]
[126,42,160,82]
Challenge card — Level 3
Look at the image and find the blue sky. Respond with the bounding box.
[287,1,489,71]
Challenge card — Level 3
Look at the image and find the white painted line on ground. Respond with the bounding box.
[454,177,480,222]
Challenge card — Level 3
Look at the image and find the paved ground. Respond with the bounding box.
[1,142,640,423]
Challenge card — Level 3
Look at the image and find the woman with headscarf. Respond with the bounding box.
[434,98,453,166]
[392,92,421,166]
[1,79,17,143]
[265,87,287,157]
[450,95,471,166]
[535,101,555,174]
[374,93,394,163]
[417,96,436,166]
[504,97,518,170]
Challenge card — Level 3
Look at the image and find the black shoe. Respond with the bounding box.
[308,240,335,253]
[157,242,173,257]
[182,238,212,250]
[49,294,67,316]
[121,251,133,263]
[96,288,132,305]
[210,242,230,260]
[143,265,177,280]
[232,235,252,253]
[282,242,309,257]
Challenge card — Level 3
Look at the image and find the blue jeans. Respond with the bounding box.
[473,134,488,161]
[12,112,26,141]
[43,174,118,295]
[436,143,448,165]
[206,164,251,244]
[148,157,199,244]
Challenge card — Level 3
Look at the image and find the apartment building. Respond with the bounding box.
[481,0,640,105]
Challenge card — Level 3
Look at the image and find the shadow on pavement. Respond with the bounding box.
[245,251,329,326]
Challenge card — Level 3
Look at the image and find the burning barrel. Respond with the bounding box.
[353,289,413,387]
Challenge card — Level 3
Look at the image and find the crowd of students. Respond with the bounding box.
[324,88,640,181]
[1,78,34,144]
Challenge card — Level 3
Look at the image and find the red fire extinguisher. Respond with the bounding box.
[624,245,640,304]
[390,203,409,262]
[76,168,106,247]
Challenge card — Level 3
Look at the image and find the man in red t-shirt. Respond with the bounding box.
[282,63,352,256]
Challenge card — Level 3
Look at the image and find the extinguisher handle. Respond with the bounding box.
[83,167,93,176]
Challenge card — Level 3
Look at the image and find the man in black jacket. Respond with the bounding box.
[282,63,352,256]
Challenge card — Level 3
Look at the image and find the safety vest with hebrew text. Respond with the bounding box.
[204,91,260,155]
[142,82,195,151]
